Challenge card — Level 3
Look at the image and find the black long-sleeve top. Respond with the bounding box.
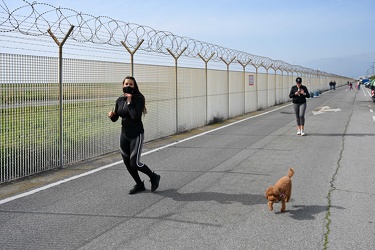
[110,95,144,138]
[289,85,310,104]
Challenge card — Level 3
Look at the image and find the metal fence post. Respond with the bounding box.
[249,63,260,111]
[47,25,74,169]
[272,67,278,105]
[167,47,187,133]
[220,57,236,118]
[121,39,144,77]
[198,53,215,125]
[237,59,251,114]
[263,65,270,108]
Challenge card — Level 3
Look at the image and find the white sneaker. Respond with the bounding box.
[297,130,301,135]
[301,130,305,136]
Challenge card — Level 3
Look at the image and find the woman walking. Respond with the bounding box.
[108,76,160,194]
[289,77,310,136]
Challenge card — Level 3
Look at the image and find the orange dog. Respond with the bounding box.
[265,168,294,212]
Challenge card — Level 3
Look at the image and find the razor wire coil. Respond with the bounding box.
[1,0,339,77]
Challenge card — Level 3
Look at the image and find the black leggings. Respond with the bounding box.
[293,103,307,126]
[120,133,153,185]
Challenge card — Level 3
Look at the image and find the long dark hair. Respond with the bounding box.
[123,76,147,115]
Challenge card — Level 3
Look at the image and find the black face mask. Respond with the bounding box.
[123,86,134,94]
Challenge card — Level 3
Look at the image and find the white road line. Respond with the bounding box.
[370,109,374,113]
[373,116,375,122]
[0,103,292,205]
[362,87,371,97]
[0,161,120,205]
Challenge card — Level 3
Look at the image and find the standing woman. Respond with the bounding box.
[108,76,160,194]
[289,77,310,136]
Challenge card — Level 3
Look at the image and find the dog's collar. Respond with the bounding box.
[274,193,285,203]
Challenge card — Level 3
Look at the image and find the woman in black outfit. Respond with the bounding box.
[289,77,310,136]
[108,76,160,194]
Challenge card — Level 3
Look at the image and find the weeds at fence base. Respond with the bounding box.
[208,116,224,125]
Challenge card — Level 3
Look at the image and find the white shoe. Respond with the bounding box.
[301,130,305,136]
[297,130,301,135]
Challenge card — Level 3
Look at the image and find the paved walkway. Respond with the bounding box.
[0,86,374,250]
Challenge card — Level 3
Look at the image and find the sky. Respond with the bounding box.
[2,0,375,78]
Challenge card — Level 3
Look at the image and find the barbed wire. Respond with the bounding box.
[1,0,340,77]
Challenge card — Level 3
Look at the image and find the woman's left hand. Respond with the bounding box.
[125,93,132,103]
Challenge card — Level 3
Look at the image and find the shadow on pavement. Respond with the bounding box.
[157,189,265,206]
[282,204,345,220]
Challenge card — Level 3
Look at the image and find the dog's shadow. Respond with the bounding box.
[157,190,345,221]
[157,189,264,206]
[280,204,345,220]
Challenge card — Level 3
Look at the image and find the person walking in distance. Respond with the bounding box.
[108,76,160,194]
[289,77,310,136]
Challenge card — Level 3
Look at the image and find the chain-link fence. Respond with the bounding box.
[0,0,352,184]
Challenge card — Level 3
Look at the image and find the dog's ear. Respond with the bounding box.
[265,186,272,198]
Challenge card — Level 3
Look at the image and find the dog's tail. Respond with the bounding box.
[288,168,294,178]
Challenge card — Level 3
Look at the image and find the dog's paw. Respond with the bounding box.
[281,204,286,212]
[268,201,273,211]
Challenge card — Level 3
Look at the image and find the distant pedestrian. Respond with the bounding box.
[289,77,310,136]
[108,76,160,194]
[349,82,353,90]
[329,81,334,90]
[355,81,361,90]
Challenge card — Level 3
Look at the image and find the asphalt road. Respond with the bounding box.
[0,86,374,250]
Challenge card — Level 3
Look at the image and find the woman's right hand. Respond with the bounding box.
[108,111,115,118]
